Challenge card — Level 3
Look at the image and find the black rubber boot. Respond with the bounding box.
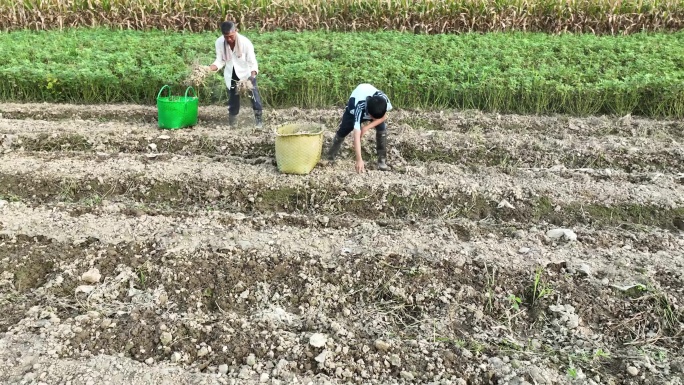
[376,130,391,171]
[229,114,238,128]
[326,134,345,161]
[254,111,263,129]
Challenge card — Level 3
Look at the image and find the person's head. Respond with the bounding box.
[221,21,237,44]
[367,96,387,119]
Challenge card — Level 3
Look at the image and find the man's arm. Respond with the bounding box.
[245,39,259,78]
[352,114,387,173]
[360,114,387,136]
[209,38,225,71]
[353,129,365,173]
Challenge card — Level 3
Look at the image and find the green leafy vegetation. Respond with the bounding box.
[1,28,684,117]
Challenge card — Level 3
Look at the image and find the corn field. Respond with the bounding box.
[1,0,683,34]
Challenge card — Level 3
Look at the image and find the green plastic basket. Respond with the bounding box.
[156,85,198,130]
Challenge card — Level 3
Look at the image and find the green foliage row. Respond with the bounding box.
[1,28,684,117]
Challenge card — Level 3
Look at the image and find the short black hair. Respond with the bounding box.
[367,96,387,119]
[221,21,236,34]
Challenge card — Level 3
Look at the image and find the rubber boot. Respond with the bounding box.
[326,134,345,162]
[254,111,263,129]
[376,130,391,171]
[229,114,238,128]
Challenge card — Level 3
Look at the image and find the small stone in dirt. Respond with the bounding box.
[197,347,209,357]
[546,228,577,241]
[86,311,100,320]
[206,188,220,199]
[512,229,526,239]
[518,247,530,254]
[75,285,96,296]
[100,318,112,328]
[390,354,401,367]
[171,352,182,363]
[145,357,154,365]
[260,373,269,383]
[309,333,327,348]
[400,371,414,380]
[0,199,7,208]
[563,230,578,241]
[374,339,390,352]
[577,264,591,276]
[34,319,51,328]
[81,268,101,283]
[158,135,171,140]
[461,349,473,359]
[160,331,173,346]
[218,364,228,375]
[148,143,157,151]
[246,354,256,366]
[531,339,542,350]
[627,366,639,376]
[528,366,547,384]
[489,357,505,367]
[489,356,511,375]
[315,350,327,363]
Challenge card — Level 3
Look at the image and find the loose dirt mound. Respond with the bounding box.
[0,103,683,385]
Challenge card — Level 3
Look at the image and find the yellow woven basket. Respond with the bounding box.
[274,123,325,175]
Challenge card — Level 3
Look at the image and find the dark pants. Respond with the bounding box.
[228,69,263,116]
[336,97,386,137]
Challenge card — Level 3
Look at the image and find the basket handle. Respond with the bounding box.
[157,85,171,99]
[182,87,198,114]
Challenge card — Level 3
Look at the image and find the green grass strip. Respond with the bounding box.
[1,28,684,117]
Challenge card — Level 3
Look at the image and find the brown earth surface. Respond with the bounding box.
[0,103,683,385]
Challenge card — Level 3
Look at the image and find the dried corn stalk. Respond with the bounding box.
[2,0,684,35]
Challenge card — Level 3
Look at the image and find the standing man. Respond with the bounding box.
[208,21,263,128]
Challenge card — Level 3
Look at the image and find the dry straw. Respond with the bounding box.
[1,0,683,34]
[184,60,213,87]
